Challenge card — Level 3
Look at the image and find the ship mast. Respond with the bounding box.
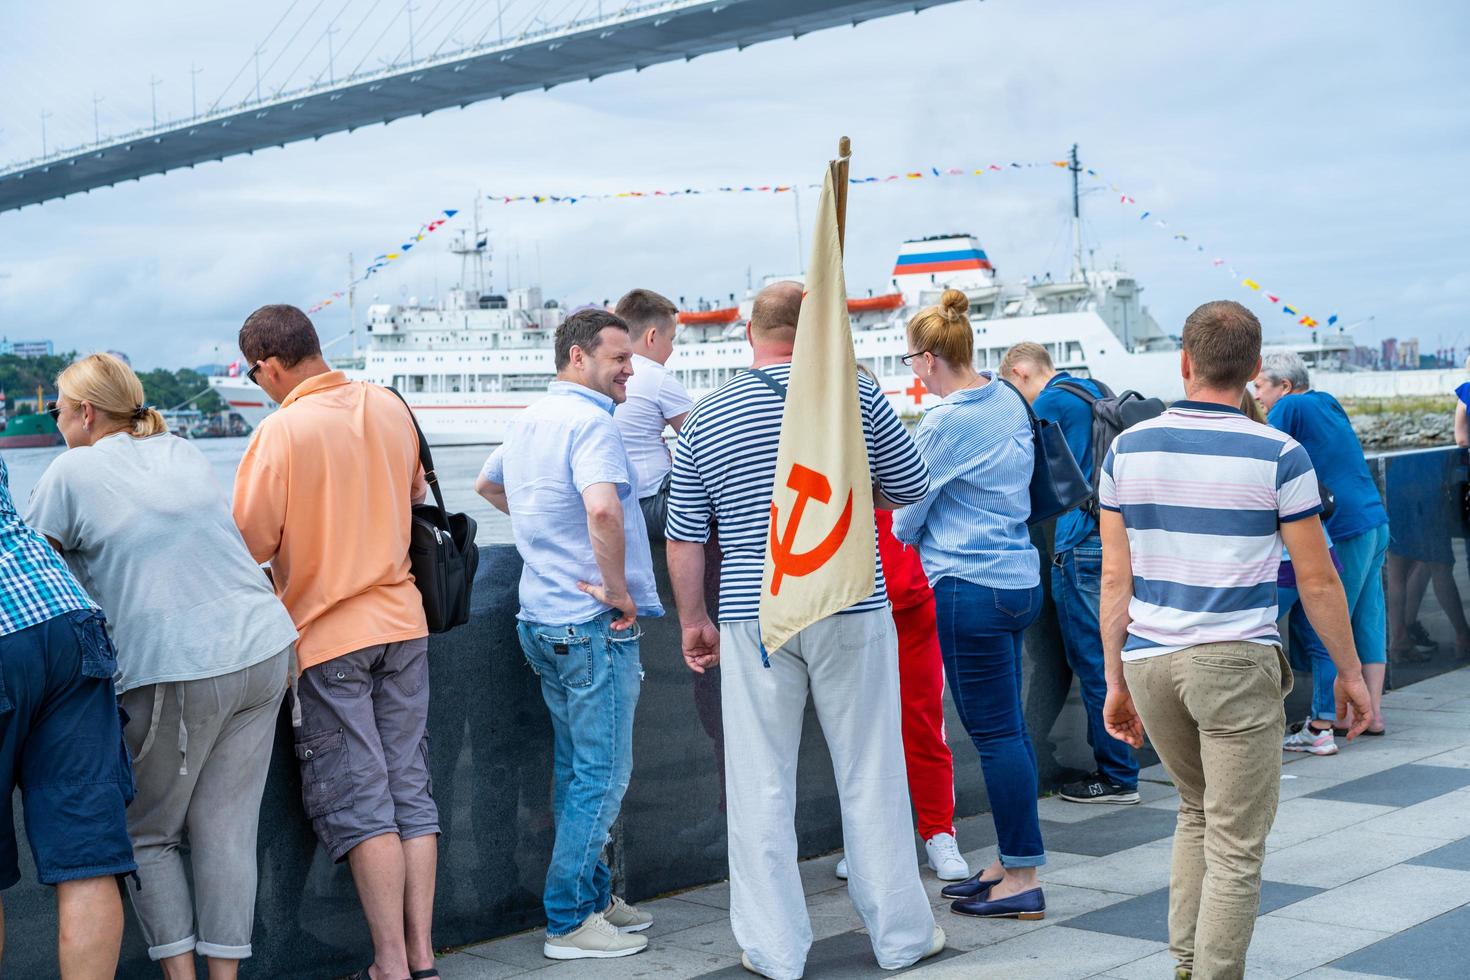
[1069,143,1084,282]
[451,194,489,299]
[347,252,357,349]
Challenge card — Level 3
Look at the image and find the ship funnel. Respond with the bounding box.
[892,235,995,307]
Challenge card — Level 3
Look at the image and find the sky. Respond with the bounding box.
[0,0,1467,370]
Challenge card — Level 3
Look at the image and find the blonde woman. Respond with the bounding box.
[27,353,297,980]
[892,289,1046,921]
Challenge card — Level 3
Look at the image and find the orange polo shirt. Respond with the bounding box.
[233,371,428,671]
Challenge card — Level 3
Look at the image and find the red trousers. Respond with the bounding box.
[893,599,956,840]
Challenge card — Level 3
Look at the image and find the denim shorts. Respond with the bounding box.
[0,610,136,888]
[292,637,438,862]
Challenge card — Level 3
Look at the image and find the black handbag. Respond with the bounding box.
[996,377,1093,525]
[388,388,480,633]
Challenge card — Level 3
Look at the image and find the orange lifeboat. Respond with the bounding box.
[846,292,905,314]
[678,306,740,325]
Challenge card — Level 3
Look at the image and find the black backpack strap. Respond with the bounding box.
[386,386,449,521]
[1054,378,1114,404]
[746,367,788,401]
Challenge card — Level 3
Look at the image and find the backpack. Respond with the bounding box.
[1053,379,1167,520]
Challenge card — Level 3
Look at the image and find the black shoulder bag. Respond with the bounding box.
[996,377,1093,525]
[388,388,480,633]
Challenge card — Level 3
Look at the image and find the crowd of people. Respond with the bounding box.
[0,284,1421,980]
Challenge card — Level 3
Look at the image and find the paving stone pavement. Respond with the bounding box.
[427,666,1470,979]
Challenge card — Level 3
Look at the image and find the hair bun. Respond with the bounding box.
[939,288,969,321]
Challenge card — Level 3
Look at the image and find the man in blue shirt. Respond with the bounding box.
[1003,343,1139,804]
[0,453,136,978]
[1254,350,1391,733]
[477,309,662,961]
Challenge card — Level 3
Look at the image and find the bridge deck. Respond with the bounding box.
[0,0,957,213]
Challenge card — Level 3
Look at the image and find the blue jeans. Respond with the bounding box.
[517,610,643,935]
[1051,534,1139,789]
[1336,524,1390,665]
[933,578,1046,868]
[1278,589,1337,722]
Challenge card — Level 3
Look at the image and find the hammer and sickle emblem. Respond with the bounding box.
[768,463,854,595]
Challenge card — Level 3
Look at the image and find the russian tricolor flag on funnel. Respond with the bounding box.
[892,236,994,276]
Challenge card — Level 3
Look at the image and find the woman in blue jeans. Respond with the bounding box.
[893,289,1046,920]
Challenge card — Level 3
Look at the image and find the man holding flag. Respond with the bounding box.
[665,150,943,979]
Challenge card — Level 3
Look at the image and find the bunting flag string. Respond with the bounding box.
[304,158,1340,334]
[306,208,460,314]
[482,160,1336,330]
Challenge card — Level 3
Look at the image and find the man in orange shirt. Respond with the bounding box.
[232,305,438,980]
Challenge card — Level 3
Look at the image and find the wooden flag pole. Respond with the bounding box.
[833,135,851,253]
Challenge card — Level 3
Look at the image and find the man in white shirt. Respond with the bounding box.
[613,288,693,540]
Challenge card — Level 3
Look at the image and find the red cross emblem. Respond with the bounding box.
[905,377,928,405]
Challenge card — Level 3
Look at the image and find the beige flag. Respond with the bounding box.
[759,158,875,654]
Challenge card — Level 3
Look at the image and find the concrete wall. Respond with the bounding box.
[1313,368,1462,400]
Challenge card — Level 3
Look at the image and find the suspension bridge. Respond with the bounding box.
[0,0,963,214]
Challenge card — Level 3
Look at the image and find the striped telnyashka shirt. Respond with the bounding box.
[1098,400,1323,661]
[666,363,930,623]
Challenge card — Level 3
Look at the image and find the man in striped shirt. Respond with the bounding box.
[665,281,938,980]
[1099,301,1372,979]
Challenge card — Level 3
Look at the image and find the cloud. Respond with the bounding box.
[1,0,1467,365]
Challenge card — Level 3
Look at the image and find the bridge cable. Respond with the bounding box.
[307,0,388,87]
[349,2,414,77]
[430,0,497,57]
[210,0,306,112]
[258,0,332,96]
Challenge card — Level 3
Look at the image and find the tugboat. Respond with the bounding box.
[0,412,64,449]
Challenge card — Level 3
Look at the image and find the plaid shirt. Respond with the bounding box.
[0,455,95,636]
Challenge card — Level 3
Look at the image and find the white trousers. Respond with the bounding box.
[721,608,935,980]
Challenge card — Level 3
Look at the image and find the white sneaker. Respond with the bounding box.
[1283,717,1338,756]
[604,894,653,933]
[542,912,648,960]
[922,925,946,960]
[835,856,848,880]
[925,833,971,881]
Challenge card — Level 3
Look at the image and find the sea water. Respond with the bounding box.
[1,437,515,544]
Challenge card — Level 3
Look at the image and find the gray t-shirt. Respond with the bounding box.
[27,432,297,693]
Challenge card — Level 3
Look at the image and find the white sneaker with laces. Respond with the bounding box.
[604,894,653,933]
[542,911,648,960]
[925,833,970,881]
[1283,717,1338,756]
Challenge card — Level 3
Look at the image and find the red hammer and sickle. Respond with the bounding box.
[768,463,854,595]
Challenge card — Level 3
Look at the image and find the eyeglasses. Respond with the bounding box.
[45,400,61,422]
[899,350,931,366]
[246,361,263,386]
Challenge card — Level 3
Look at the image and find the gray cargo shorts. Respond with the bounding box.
[292,636,439,862]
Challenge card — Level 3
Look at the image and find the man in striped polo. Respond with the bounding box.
[1099,300,1372,980]
[665,281,939,980]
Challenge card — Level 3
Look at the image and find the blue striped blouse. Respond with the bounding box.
[893,374,1040,590]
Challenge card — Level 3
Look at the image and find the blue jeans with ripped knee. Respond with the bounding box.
[516,609,643,935]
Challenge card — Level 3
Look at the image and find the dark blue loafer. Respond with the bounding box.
[939,872,1002,900]
[950,886,1046,920]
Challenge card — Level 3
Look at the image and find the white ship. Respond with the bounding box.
[212,168,1357,444]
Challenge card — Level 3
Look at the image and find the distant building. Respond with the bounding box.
[0,338,54,358]
[1350,345,1379,369]
[1398,338,1419,368]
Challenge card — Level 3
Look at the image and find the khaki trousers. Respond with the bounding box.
[1124,641,1292,980]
